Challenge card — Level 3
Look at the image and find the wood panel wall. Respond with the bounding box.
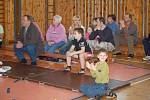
[2,0,150,41]
[4,0,14,41]
[21,0,46,37]
[53,0,149,38]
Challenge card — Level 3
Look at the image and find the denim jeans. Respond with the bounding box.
[15,44,37,63]
[142,38,150,56]
[44,41,65,53]
[59,41,72,55]
[80,83,108,98]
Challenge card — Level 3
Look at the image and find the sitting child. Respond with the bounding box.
[85,27,92,40]
[80,49,109,99]
[64,28,92,74]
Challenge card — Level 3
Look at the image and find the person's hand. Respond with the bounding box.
[68,27,73,34]
[48,41,54,46]
[86,61,91,69]
[90,63,96,70]
[86,61,96,70]
[16,41,23,48]
[87,27,92,33]
[120,20,125,28]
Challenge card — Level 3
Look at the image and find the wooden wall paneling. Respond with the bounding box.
[146,0,149,35]
[4,0,14,41]
[147,0,150,33]
[105,0,108,22]
[80,0,84,27]
[91,0,94,24]
[108,0,112,15]
[97,0,100,17]
[47,0,54,26]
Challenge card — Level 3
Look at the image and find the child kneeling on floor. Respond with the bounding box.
[64,28,92,74]
[80,49,109,99]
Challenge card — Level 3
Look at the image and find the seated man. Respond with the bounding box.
[0,24,4,48]
[45,15,67,53]
[142,33,150,61]
[88,17,115,52]
[64,28,92,74]
[15,15,42,65]
[118,13,138,58]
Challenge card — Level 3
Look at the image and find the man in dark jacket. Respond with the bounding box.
[119,13,138,58]
[15,15,42,65]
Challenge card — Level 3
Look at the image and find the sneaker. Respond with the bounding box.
[87,98,95,100]
[64,66,71,72]
[142,56,150,61]
[0,68,7,73]
[78,69,85,74]
[127,54,134,58]
[20,59,27,63]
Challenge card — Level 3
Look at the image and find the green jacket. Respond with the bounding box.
[90,61,109,84]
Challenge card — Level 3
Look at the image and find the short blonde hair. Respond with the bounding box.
[72,15,80,21]
[53,15,62,23]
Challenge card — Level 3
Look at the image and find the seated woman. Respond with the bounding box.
[88,17,115,52]
[59,15,84,55]
[45,15,67,53]
[0,24,4,48]
[142,33,150,61]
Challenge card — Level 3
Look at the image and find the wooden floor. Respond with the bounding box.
[115,79,150,100]
[0,45,150,100]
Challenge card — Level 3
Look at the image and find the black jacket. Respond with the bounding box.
[89,26,115,46]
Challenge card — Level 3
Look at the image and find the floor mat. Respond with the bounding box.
[109,63,150,81]
[3,61,130,91]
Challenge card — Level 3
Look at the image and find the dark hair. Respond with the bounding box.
[108,14,116,21]
[98,48,108,55]
[126,13,132,20]
[74,28,84,36]
[23,15,34,22]
[98,17,105,24]
[92,17,98,21]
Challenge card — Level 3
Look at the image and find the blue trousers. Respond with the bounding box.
[15,44,37,63]
[59,41,72,55]
[142,38,150,56]
[80,83,108,98]
[44,41,65,53]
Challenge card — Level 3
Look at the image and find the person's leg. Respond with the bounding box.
[127,35,134,57]
[64,51,72,71]
[59,41,72,55]
[44,43,50,52]
[0,41,2,48]
[26,44,37,65]
[80,83,107,98]
[78,53,85,74]
[47,41,65,53]
[142,38,150,56]
[15,46,27,63]
[113,34,122,54]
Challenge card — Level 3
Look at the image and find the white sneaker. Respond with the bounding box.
[87,98,95,100]
[0,68,7,73]
[142,56,150,61]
